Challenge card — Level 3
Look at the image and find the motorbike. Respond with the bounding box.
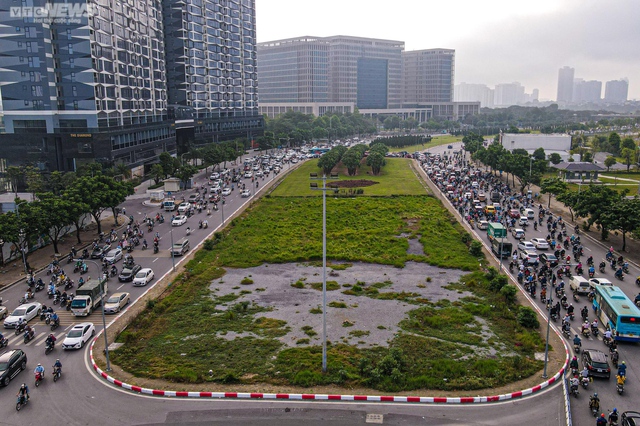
[589,398,600,417]
[80,264,88,274]
[24,328,35,343]
[588,269,595,279]
[0,335,8,348]
[110,266,118,277]
[64,280,74,290]
[622,264,630,274]
[66,253,74,264]
[45,340,55,355]
[581,376,589,389]
[617,380,625,395]
[66,295,73,311]
[591,324,599,337]
[16,394,28,411]
[574,343,580,354]
[53,367,61,382]
[53,294,60,305]
[612,350,619,367]
[153,244,159,254]
[34,280,45,292]
[44,312,51,325]
[570,383,579,398]
[127,245,134,253]
[50,318,60,331]
[636,277,640,287]
[142,242,148,250]
[34,371,44,387]
[563,327,572,338]
[582,328,591,338]
[615,270,624,281]
[599,263,606,274]
[14,323,26,335]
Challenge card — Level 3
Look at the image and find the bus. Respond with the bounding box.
[592,285,640,342]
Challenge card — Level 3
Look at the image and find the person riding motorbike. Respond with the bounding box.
[596,413,607,426]
[569,375,579,393]
[573,334,582,349]
[53,359,62,375]
[590,392,600,410]
[581,306,589,320]
[569,356,579,370]
[24,324,34,339]
[34,363,45,377]
[609,408,619,424]
[45,333,56,348]
[582,320,590,333]
[618,361,627,377]
[16,383,29,402]
[567,303,574,316]
[51,311,59,327]
[615,267,624,279]
[142,239,148,250]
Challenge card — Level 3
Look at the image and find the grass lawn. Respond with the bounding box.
[599,171,640,181]
[387,134,463,153]
[109,157,545,392]
[271,158,427,197]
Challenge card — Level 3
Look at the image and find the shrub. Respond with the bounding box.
[469,241,483,257]
[203,239,215,250]
[500,285,517,305]
[489,275,508,292]
[240,277,254,285]
[296,338,310,345]
[310,306,322,314]
[329,301,348,308]
[461,233,473,245]
[517,307,540,329]
[146,300,156,310]
[291,281,305,289]
[292,370,322,387]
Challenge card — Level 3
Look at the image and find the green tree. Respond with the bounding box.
[159,152,176,178]
[150,164,165,185]
[600,198,640,251]
[571,184,624,238]
[36,193,74,254]
[47,171,76,196]
[341,150,362,176]
[604,156,617,172]
[175,164,198,190]
[532,147,546,160]
[621,147,636,172]
[608,132,622,155]
[5,166,24,197]
[114,163,132,180]
[461,132,484,154]
[548,153,562,165]
[383,116,400,130]
[25,166,46,199]
[540,178,568,208]
[517,306,539,329]
[621,137,636,151]
[366,152,385,175]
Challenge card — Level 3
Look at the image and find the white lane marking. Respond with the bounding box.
[117,284,125,290]
[152,258,159,263]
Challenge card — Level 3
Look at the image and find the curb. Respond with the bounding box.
[89,339,568,403]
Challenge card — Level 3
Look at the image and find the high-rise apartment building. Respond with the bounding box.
[572,79,602,103]
[258,35,404,109]
[402,49,454,105]
[494,82,525,106]
[557,66,574,103]
[454,83,494,108]
[604,79,629,103]
[0,0,263,173]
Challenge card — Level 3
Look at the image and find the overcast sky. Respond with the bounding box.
[256,0,639,101]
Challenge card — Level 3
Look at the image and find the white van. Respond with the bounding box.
[524,208,535,220]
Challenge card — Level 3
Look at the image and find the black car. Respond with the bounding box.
[0,349,27,387]
[539,253,559,267]
[118,264,142,282]
[91,244,111,259]
[582,349,611,379]
[622,411,640,426]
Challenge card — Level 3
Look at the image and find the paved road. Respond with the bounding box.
[431,142,640,425]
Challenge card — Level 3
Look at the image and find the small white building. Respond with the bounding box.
[500,133,572,152]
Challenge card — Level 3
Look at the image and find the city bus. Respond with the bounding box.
[592,284,640,342]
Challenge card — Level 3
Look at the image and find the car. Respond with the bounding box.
[62,323,95,350]
[512,228,526,240]
[133,268,154,286]
[520,250,539,263]
[621,411,640,426]
[255,170,263,177]
[581,349,611,379]
[188,193,201,203]
[177,202,191,213]
[172,215,188,226]
[589,278,613,290]
[103,292,130,314]
[477,220,489,230]
[209,193,221,203]
[103,248,123,264]
[518,217,529,226]
[90,243,111,259]
[0,349,27,387]
[530,238,549,250]
[244,171,253,178]
[221,187,231,196]
[0,305,7,320]
[241,189,251,198]
[118,264,142,282]
[517,241,536,252]
[447,145,453,149]
[3,302,42,328]
[539,253,559,267]
[509,209,521,218]
[209,172,220,180]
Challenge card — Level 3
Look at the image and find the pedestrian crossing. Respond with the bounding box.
[3,327,70,348]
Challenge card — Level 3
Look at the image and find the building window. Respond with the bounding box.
[73,100,79,110]
[71,72,76,82]
[72,86,77,96]
[68,43,73,54]
[26,42,32,53]
[15,26,21,32]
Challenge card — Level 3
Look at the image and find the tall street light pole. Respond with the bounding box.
[310,172,338,373]
[169,224,176,272]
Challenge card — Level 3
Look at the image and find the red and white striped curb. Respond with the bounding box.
[89,339,568,403]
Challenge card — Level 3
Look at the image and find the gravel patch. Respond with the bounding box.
[209,261,469,349]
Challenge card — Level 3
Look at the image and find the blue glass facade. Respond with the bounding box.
[356,58,388,109]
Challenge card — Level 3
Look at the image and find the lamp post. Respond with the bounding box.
[310,172,339,373]
[78,258,111,371]
[169,224,176,272]
[0,238,4,267]
[18,229,28,275]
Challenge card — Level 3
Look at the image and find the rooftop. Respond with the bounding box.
[552,162,605,172]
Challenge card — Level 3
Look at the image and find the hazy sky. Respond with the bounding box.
[256,0,639,101]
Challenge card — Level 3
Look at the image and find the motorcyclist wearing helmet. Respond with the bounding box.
[45,333,56,347]
[34,363,45,375]
[567,303,574,316]
[573,334,581,348]
[51,311,59,325]
[596,413,607,425]
[609,408,619,424]
[589,392,599,408]
[53,359,62,374]
[16,383,29,401]
[569,356,579,370]
[618,361,627,377]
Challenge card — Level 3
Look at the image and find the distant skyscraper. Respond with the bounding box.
[557,66,575,103]
[454,83,493,108]
[573,79,602,103]
[402,49,455,104]
[258,35,404,109]
[494,82,525,106]
[604,79,629,103]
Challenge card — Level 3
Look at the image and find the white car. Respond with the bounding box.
[62,322,95,350]
[103,248,123,264]
[133,268,154,286]
[241,189,251,198]
[104,292,130,314]
[177,202,191,213]
[520,250,539,263]
[530,238,549,250]
[209,172,220,180]
[512,228,526,240]
[255,170,263,177]
[244,171,253,178]
[589,278,613,289]
[3,302,42,328]
[221,188,232,196]
[517,241,536,252]
[518,217,529,226]
[172,215,188,226]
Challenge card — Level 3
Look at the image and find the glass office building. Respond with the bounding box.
[402,49,455,104]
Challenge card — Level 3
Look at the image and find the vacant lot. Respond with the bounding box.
[110,154,545,393]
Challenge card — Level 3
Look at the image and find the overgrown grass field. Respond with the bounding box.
[387,134,462,153]
[271,158,426,197]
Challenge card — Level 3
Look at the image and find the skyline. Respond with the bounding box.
[256,0,639,101]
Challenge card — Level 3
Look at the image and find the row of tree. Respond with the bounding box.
[341,144,368,176]
[317,146,348,175]
[370,135,431,149]
[0,172,133,266]
[366,143,388,175]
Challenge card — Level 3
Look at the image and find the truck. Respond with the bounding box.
[487,223,507,242]
[491,239,513,259]
[490,191,501,202]
[163,200,176,212]
[70,279,108,317]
